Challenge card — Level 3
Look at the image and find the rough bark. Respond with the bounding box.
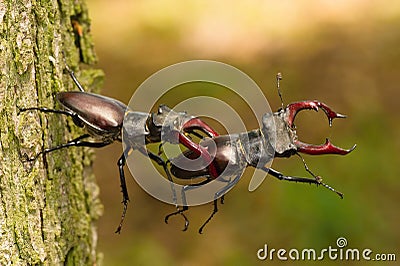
[0,0,103,264]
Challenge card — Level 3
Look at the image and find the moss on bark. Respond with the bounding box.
[0,0,103,264]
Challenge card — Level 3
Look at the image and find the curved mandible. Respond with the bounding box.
[285,100,356,155]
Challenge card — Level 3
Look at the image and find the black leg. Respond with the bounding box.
[114,146,179,234]
[164,178,212,231]
[137,148,190,231]
[18,107,75,117]
[137,147,182,215]
[164,181,198,231]
[262,167,321,184]
[165,172,239,233]
[198,173,241,234]
[25,134,113,162]
[18,106,85,129]
[296,153,343,198]
[147,149,191,231]
[115,148,130,234]
[164,205,189,231]
[116,146,187,233]
[198,199,218,234]
[261,167,343,198]
[144,149,178,204]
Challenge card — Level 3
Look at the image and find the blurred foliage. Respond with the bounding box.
[85,1,400,265]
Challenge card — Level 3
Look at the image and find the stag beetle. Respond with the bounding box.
[19,62,219,233]
[167,86,356,233]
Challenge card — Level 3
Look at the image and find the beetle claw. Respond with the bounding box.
[286,101,356,155]
[295,138,356,155]
[287,100,347,127]
[316,101,347,127]
[182,118,219,138]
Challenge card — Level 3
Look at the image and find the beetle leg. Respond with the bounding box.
[198,173,241,234]
[164,183,198,231]
[18,106,86,128]
[164,177,214,231]
[164,205,189,232]
[143,148,178,205]
[130,146,190,230]
[116,146,174,233]
[18,106,75,117]
[23,134,115,162]
[286,101,356,155]
[115,150,129,234]
[262,167,343,198]
[296,153,344,198]
[198,199,219,234]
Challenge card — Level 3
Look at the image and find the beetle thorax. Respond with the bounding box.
[261,111,297,158]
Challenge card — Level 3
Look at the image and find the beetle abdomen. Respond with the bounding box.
[57,91,127,132]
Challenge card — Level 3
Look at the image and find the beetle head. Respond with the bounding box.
[264,100,356,157]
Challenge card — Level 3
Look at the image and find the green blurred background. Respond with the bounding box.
[86,1,399,265]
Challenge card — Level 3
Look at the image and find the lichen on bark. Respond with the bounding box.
[0,0,103,264]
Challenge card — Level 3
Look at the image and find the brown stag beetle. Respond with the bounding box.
[18,61,219,233]
[167,74,356,233]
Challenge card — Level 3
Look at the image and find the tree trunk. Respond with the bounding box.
[0,0,103,264]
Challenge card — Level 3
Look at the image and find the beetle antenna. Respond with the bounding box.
[62,52,85,92]
[276,72,284,109]
[296,153,343,198]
